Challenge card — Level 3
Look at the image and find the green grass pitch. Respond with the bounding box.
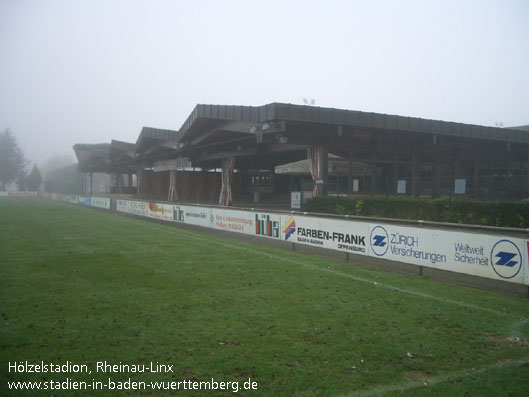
[1,198,528,396]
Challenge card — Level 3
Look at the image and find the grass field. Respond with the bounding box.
[1,198,528,396]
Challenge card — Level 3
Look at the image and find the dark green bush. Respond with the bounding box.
[304,196,529,228]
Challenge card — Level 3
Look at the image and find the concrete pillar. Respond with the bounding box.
[347,151,353,194]
[370,153,377,195]
[473,160,479,198]
[117,172,123,193]
[318,146,328,196]
[137,169,143,194]
[454,160,461,178]
[219,157,236,206]
[432,155,440,198]
[168,170,178,202]
[393,160,399,194]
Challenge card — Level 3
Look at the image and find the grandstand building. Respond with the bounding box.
[73,103,529,205]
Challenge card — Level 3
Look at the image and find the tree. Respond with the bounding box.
[0,128,27,191]
[27,163,42,191]
[17,175,28,191]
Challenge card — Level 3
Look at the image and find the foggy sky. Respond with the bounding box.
[1,0,528,167]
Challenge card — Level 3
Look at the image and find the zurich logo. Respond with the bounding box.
[370,226,389,257]
[490,239,522,279]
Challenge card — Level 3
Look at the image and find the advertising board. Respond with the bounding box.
[128,200,148,217]
[254,213,282,239]
[210,208,253,234]
[108,199,529,285]
[368,223,526,284]
[281,215,368,254]
[91,197,110,209]
[3,191,38,197]
[147,202,175,221]
[291,192,301,209]
[116,199,130,213]
[178,205,213,227]
[78,196,91,206]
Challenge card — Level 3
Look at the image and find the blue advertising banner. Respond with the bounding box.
[78,196,91,206]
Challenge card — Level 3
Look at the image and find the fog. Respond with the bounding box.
[1,0,528,166]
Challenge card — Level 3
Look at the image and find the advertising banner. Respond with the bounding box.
[177,205,213,227]
[147,202,175,221]
[116,199,130,213]
[90,197,110,209]
[68,195,78,204]
[210,208,254,234]
[110,199,528,285]
[78,196,91,206]
[253,212,282,239]
[368,223,526,284]
[291,192,301,209]
[128,200,148,217]
[152,158,190,172]
[280,214,369,254]
[4,191,38,197]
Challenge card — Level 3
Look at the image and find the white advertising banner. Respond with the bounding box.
[91,197,110,209]
[252,212,282,239]
[455,179,466,194]
[280,214,369,254]
[210,208,254,234]
[291,192,301,209]
[112,199,528,285]
[153,159,179,172]
[367,223,526,284]
[148,202,175,221]
[128,200,148,217]
[178,205,213,228]
[397,180,406,194]
[116,199,130,213]
[0,191,38,197]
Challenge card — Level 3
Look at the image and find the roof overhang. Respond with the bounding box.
[73,143,111,173]
[174,103,529,170]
